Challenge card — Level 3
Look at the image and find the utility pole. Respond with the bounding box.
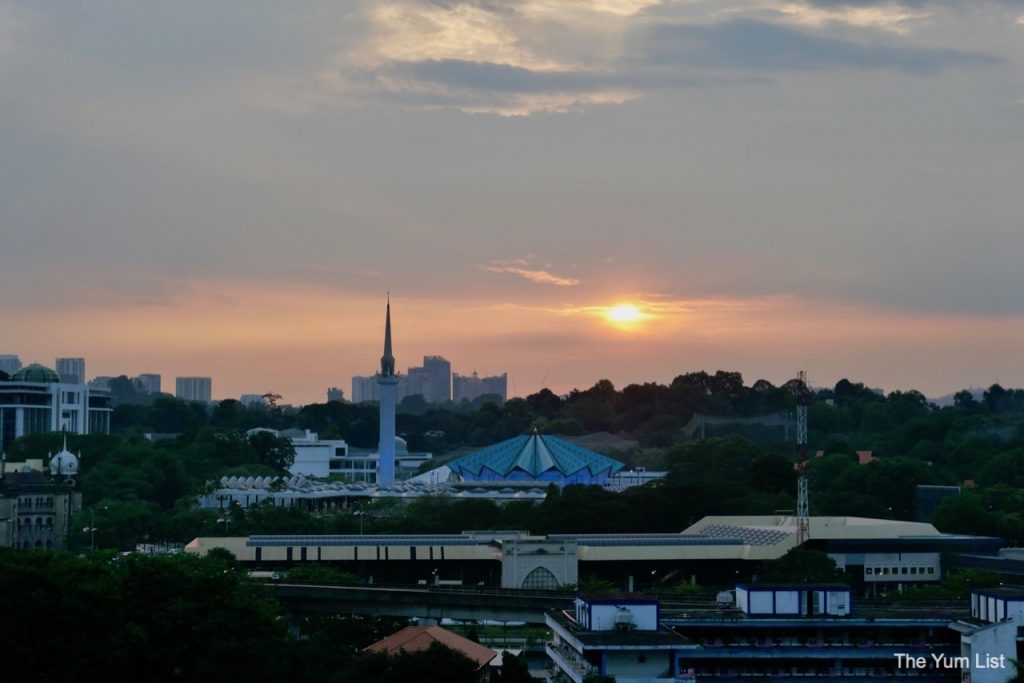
[794,371,810,545]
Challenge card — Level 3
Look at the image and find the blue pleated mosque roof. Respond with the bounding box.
[446,433,625,479]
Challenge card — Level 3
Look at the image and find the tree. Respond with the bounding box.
[748,454,797,495]
[526,388,562,418]
[345,642,480,683]
[931,493,994,536]
[761,548,848,584]
[248,431,296,471]
[494,650,534,683]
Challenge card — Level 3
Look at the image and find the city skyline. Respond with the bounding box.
[3,2,1023,404]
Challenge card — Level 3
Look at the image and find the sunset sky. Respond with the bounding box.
[2,1,1023,404]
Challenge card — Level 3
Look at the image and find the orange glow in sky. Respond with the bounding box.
[4,278,1023,405]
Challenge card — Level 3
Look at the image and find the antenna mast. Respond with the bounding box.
[794,370,810,545]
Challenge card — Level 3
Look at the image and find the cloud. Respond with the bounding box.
[642,18,1000,74]
[481,263,582,286]
[272,0,1003,115]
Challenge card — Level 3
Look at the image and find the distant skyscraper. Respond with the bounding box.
[176,376,212,402]
[133,373,162,394]
[423,356,451,403]
[405,366,430,400]
[376,298,398,487]
[352,375,380,403]
[453,371,508,403]
[0,355,22,376]
[55,357,85,385]
[327,387,345,402]
[88,376,114,391]
[239,394,267,407]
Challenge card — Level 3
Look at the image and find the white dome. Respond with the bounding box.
[49,446,79,477]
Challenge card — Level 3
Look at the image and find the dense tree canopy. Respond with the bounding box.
[7,372,1022,551]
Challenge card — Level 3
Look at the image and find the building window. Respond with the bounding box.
[521,566,559,590]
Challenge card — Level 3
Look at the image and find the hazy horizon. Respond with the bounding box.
[3,1,1022,404]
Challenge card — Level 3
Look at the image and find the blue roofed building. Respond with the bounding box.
[446,431,626,486]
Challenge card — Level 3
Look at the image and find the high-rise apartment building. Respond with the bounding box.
[133,373,162,394]
[55,358,85,385]
[176,376,212,403]
[352,375,380,403]
[327,387,345,402]
[453,371,508,403]
[405,366,430,400]
[0,356,22,376]
[423,355,451,403]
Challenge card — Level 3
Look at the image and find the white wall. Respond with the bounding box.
[962,622,1017,683]
[775,590,799,614]
[749,591,774,614]
[500,539,577,589]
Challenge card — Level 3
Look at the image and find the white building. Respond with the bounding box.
[546,594,699,682]
[0,364,112,453]
[951,587,1024,683]
[176,376,212,402]
[283,428,349,478]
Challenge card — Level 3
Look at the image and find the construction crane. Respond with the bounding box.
[794,370,810,545]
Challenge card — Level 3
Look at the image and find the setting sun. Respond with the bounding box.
[606,304,642,323]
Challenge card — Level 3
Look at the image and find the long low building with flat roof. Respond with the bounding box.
[187,515,1003,592]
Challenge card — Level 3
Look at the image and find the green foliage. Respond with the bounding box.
[0,551,291,680]
[15,371,1024,546]
[898,570,1001,600]
[760,549,849,584]
[495,650,534,683]
[579,575,618,592]
[248,431,297,471]
[343,642,481,683]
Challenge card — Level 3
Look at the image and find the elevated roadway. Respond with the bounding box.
[269,582,721,623]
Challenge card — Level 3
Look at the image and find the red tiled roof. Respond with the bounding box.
[856,451,875,465]
[365,626,496,668]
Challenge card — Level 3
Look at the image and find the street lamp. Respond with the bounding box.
[216,516,230,535]
[353,510,366,535]
[83,505,108,552]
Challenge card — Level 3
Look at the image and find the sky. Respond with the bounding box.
[1,0,1023,404]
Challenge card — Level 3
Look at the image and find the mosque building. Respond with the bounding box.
[202,298,653,508]
[445,431,625,486]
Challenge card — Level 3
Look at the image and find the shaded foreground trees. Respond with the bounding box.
[0,550,486,682]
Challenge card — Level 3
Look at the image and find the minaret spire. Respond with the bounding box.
[380,292,395,377]
[376,293,398,486]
